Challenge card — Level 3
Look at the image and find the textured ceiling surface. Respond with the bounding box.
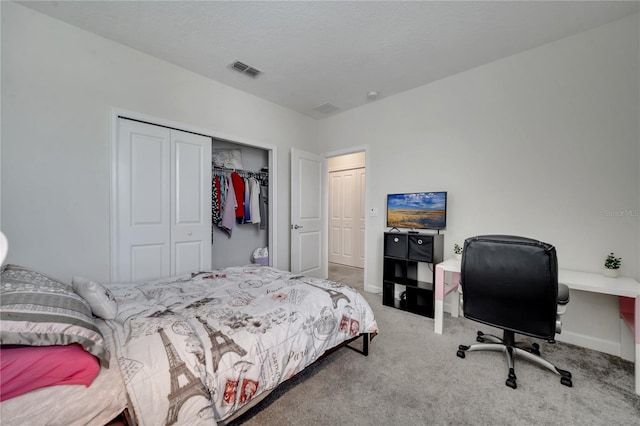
[18,1,640,119]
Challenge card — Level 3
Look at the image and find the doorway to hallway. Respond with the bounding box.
[328,152,365,269]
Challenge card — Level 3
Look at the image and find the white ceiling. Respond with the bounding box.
[18,1,639,119]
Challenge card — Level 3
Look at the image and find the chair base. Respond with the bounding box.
[456,330,572,389]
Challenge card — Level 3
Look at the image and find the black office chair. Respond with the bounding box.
[456,235,572,389]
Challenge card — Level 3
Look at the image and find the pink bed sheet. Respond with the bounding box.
[0,344,100,401]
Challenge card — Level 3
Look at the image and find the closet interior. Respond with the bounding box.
[211,139,270,268]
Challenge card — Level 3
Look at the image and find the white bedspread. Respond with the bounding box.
[105,266,378,425]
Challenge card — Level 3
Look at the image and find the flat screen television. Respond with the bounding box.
[386,191,447,230]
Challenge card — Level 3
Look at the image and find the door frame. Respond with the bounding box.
[323,145,370,289]
[109,108,278,281]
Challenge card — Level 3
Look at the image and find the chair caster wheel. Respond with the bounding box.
[506,378,517,389]
[508,370,516,381]
[476,336,485,343]
[456,350,466,359]
[558,369,572,379]
[531,343,540,355]
[458,345,469,351]
[561,377,573,387]
[477,331,484,337]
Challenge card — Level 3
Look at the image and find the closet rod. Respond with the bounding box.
[212,166,269,181]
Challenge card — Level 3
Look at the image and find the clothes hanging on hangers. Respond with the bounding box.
[212,175,222,226]
[249,178,261,225]
[212,165,269,236]
[220,174,237,237]
[243,177,251,223]
[259,183,268,231]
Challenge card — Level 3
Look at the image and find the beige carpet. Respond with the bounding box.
[227,263,640,425]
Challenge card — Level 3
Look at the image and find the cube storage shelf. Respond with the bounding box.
[382,232,444,317]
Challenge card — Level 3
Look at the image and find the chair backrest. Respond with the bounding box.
[460,235,559,340]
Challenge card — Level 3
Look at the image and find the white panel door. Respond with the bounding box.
[356,168,366,268]
[290,148,326,277]
[329,169,355,266]
[329,171,343,264]
[114,119,212,282]
[115,119,171,282]
[171,130,212,275]
[328,168,365,268]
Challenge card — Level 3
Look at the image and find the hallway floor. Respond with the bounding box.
[328,262,364,292]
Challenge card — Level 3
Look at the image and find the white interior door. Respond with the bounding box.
[290,148,326,277]
[171,130,212,275]
[329,168,364,267]
[355,167,366,268]
[115,119,171,282]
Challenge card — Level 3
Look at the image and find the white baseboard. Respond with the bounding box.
[556,330,622,358]
[366,284,382,294]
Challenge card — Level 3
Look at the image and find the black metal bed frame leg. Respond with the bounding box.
[345,333,370,356]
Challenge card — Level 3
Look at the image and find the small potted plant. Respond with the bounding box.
[604,252,622,278]
[454,244,463,260]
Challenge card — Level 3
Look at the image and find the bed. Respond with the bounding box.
[0,264,129,425]
[0,264,378,425]
[0,321,129,426]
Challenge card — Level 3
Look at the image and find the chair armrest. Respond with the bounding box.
[557,283,570,317]
[558,283,569,305]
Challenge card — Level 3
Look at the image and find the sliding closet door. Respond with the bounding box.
[115,119,171,282]
[114,119,212,282]
[171,130,211,275]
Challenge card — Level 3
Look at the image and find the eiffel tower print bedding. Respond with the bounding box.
[104,265,379,425]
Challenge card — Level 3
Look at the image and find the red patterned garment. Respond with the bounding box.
[230,172,245,221]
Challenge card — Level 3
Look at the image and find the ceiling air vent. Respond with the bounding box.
[313,102,341,115]
[230,60,262,78]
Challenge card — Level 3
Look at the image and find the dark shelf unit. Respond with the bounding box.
[382,232,444,317]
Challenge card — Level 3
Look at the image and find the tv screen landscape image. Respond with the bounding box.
[386,192,447,230]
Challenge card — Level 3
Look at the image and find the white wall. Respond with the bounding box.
[1,2,319,282]
[320,14,639,357]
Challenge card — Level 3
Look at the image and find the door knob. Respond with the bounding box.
[291,224,304,230]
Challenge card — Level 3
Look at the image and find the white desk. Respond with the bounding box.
[434,258,462,335]
[434,260,640,395]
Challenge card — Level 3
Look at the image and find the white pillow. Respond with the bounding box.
[72,276,118,320]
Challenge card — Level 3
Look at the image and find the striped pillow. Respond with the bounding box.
[0,264,110,366]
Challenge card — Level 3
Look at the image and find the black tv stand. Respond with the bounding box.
[408,230,419,234]
[382,231,444,318]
